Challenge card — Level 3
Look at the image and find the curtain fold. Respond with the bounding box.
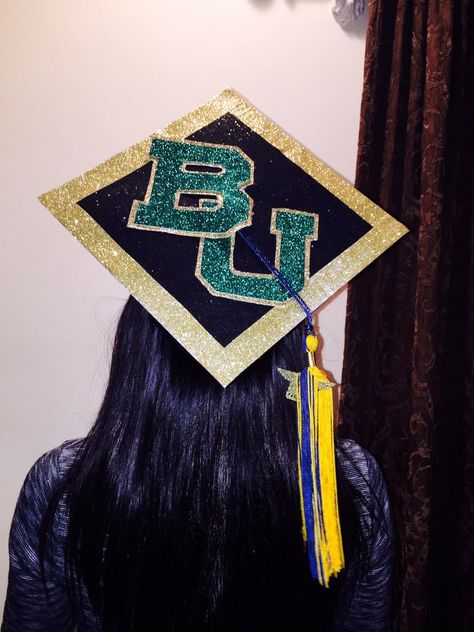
[340,1,474,630]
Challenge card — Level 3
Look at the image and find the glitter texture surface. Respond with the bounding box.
[38,89,408,387]
[129,138,253,237]
[197,209,317,304]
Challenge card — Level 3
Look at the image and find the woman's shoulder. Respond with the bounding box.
[31,437,84,475]
[17,438,85,513]
[337,438,385,487]
[39,437,84,472]
[337,438,393,541]
[3,440,87,630]
[335,440,394,629]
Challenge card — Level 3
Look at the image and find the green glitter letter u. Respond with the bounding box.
[198,209,318,303]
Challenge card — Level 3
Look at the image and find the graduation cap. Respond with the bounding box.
[39,89,407,585]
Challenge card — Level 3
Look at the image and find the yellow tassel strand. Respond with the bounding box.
[296,334,345,586]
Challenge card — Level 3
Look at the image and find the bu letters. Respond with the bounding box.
[129,139,318,304]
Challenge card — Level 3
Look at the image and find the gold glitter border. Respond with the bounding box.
[39,88,408,387]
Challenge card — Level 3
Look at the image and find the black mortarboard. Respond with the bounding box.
[39,89,406,387]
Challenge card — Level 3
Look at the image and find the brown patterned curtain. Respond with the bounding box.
[340,1,474,631]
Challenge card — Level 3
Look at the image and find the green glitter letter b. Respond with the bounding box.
[131,139,252,235]
[199,209,318,303]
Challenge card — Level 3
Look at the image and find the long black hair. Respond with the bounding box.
[42,296,369,631]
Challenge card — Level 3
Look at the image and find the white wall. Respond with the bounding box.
[0,0,367,608]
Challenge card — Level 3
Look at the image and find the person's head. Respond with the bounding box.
[43,296,364,631]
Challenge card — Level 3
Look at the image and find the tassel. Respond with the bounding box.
[296,334,344,586]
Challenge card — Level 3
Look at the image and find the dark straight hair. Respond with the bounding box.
[42,296,368,631]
